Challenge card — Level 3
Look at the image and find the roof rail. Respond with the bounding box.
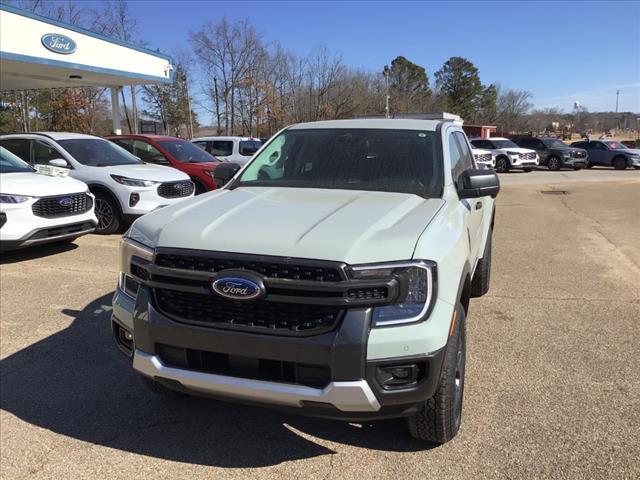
[354,112,464,124]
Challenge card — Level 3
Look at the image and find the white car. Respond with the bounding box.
[191,136,262,166]
[471,148,495,169]
[0,146,97,250]
[0,133,195,234]
[470,137,538,173]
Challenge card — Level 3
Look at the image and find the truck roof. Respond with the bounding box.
[288,118,445,131]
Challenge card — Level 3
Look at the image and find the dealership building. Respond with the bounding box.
[0,3,173,134]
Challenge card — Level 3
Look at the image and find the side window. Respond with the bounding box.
[449,133,464,181]
[32,139,65,165]
[111,139,133,153]
[470,139,483,149]
[193,141,208,152]
[454,132,475,171]
[0,138,30,162]
[211,141,233,156]
[239,140,262,156]
[132,140,166,163]
[589,141,605,150]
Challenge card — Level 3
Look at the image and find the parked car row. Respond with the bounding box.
[0,132,263,249]
[470,135,640,172]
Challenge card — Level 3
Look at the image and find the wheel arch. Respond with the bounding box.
[87,184,123,215]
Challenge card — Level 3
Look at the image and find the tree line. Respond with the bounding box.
[1,0,635,139]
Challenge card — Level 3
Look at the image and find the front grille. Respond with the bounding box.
[31,193,92,218]
[157,181,195,198]
[475,153,491,163]
[158,344,330,388]
[155,252,344,282]
[154,288,343,336]
[571,151,587,158]
[520,152,536,160]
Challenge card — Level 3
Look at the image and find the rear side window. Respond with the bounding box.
[0,138,30,161]
[239,140,262,156]
[211,141,233,156]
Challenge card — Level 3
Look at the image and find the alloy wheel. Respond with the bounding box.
[95,198,114,231]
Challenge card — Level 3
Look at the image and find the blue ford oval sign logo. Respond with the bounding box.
[212,275,263,301]
[59,197,74,207]
[41,34,77,55]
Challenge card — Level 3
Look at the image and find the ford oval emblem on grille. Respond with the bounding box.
[211,273,264,301]
[59,197,73,207]
[174,183,185,189]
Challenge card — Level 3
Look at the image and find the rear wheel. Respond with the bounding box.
[93,192,121,234]
[495,156,509,173]
[613,157,627,170]
[407,303,466,444]
[547,156,561,171]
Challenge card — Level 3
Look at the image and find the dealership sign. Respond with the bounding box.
[41,33,77,54]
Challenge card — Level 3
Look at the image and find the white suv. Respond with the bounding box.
[470,137,538,173]
[0,146,96,250]
[471,148,496,169]
[0,133,194,234]
[191,136,262,166]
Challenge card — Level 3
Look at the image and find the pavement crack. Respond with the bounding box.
[486,294,638,304]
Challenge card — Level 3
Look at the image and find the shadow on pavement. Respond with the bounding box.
[0,293,430,467]
[0,240,78,264]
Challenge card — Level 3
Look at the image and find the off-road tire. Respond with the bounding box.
[93,192,121,234]
[495,156,509,173]
[547,156,561,171]
[613,157,627,170]
[407,304,466,444]
[471,229,492,297]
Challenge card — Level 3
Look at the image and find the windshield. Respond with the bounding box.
[0,146,34,173]
[58,138,142,166]
[605,141,628,150]
[158,140,219,163]
[236,128,443,198]
[542,138,568,148]
[491,139,519,149]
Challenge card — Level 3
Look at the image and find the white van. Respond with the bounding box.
[191,136,262,166]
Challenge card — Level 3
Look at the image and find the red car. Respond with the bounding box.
[106,134,221,193]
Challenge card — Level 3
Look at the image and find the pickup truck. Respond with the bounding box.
[112,119,500,443]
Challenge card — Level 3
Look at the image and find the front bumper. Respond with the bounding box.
[510,157,539,168]
[562,156,588,167]
[113,286,447,419]
[119,183,194,216]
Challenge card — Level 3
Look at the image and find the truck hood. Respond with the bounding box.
[129,187,445,264]
[0,172,88,196]
[92,163,189,181]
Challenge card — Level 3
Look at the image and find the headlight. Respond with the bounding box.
[506,151,519,156]
[563,152,572,158]
[119,237,154,298]
[0,194,31,203]
[347,260,436,327]
[111,175,159,187]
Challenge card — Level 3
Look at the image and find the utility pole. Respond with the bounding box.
[615,90,619,113]
[184,72,194,139]
[383,65,390,119]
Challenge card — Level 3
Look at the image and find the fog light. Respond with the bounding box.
[376,364,420,389]
[129,193,140,207]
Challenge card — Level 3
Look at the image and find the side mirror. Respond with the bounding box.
[49,158,68,168]
[457,169,500,199]
[213,162,241,188]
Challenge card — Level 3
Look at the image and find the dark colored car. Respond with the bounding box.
[512,137,588,171]
[107,135,222,193]
[570,140,640,170]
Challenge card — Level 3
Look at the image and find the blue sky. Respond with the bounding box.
[126,0,639,114]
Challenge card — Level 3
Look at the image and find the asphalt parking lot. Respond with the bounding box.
[1,169,639,479]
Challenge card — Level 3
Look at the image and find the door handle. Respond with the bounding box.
[475,201,482,210]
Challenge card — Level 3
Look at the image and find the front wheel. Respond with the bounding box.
[495,157,509,173]
[547,156,561,171]
[93,192,121,234]
[407,303,466,444]
[613,157,627,170]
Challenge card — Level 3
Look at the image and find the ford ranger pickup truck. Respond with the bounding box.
[112,118,500,443]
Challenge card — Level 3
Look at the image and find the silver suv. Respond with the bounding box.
[112,118,499,443]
